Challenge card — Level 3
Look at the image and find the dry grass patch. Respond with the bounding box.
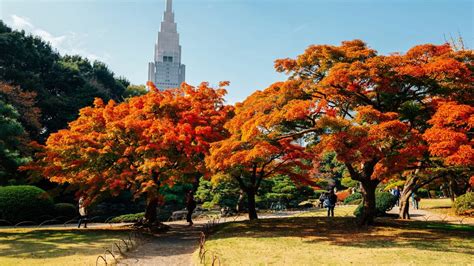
[196,215,474,265]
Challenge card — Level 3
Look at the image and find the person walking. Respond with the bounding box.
[325,190,338,217]
[392,186,401,207]
[411,192,420,210]
[77,196,88,228]
[185,190,196,226]
[318,192,326,208]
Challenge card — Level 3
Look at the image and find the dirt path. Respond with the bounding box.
[116,212,304,266]
[117,222,203,266]
[387,207,474,225]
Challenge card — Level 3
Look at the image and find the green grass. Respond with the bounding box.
[0,227,131,266]
[419,198,462,217]
[196,212,474,265]
[419,198,452,210]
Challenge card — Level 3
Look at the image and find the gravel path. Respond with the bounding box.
[117,222,203,266]
[387,207,474,225]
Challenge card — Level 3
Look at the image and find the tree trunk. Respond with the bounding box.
[399,175,417,219]
[399,193,411,219]
[236,189,245,212]
[246,189,258,220]
[359,180,378,226]
[144,194,159,224]
[449,180,456,202]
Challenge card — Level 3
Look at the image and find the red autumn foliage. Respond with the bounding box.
[23,81,233,223]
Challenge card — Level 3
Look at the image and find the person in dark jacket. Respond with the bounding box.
[185,190,197,226]
[325,190,338,217]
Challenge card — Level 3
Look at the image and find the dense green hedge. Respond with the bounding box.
[109,212,144,223]
[344,192,362,205]
[416,188,429,198]
[454,192,474,216]
[0,186,54,223]
[54,203,77,218]
[354,192,397,218]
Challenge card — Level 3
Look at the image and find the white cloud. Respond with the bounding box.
[11,14,33,29]
[33,29,67,48]
[8,14,109,63]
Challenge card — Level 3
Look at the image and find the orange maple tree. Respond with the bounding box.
[0,82,41,139]
[424,101,473,166]
[244,40,472,225]
[205,81,313,220]
[24,82,233,224]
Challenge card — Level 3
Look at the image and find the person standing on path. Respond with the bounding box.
[325,190,338,217]
[77,196,88,228]
[411,192,420,210]
[185,190,196,226]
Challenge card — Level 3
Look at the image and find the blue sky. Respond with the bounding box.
[1,0,473,103]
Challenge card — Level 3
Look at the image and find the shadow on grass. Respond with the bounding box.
[210,217,474,256]
[0,229,130,259]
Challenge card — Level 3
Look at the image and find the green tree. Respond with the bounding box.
[0,99,30,184]
[0,21,128,141]
[123,84,148,99]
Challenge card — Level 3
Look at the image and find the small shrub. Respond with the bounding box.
[336,190,351,202]
[454,192,474,216]
[343,192,362,204]
[354,192,397,218]
[54,203,77,218]
[109,212,144,223]
[417,188,429,198]
[202,201,215,210]
[0,186,54,223]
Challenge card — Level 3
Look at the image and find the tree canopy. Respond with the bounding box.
[24,81,233,224]
[0,21,128,141]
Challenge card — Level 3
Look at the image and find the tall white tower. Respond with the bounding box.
[148,0,186,90]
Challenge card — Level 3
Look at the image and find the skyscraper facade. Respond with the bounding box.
[148,0,185,90]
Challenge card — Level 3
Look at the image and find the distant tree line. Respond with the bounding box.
[0,20,144,184]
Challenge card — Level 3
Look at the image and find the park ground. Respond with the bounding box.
[0,227,131,266]
[197,206,474,265]
[0,199,473,266]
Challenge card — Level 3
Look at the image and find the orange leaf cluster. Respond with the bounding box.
[26,82,233,202]
[424,101,474,166]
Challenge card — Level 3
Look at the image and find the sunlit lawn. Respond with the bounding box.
[419,198,460,217]
[419,198,452,209]
[0,227,130,266]
[196,209,474,265]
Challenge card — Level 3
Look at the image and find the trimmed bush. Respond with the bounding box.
[54,203,77,219]
[336,190,351,202]
[109,212,144,223]
[354,192,397,218]
[343,192,362,205]
[0,186,54,223]
[454,192,474,216]
[416,188,429,198]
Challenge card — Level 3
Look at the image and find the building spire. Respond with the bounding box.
[166,0,172,12]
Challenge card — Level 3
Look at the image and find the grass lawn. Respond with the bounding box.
[419,198,452,210]
[0,227,131,266]
[196,210,474,265]
[419,198,461,217]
